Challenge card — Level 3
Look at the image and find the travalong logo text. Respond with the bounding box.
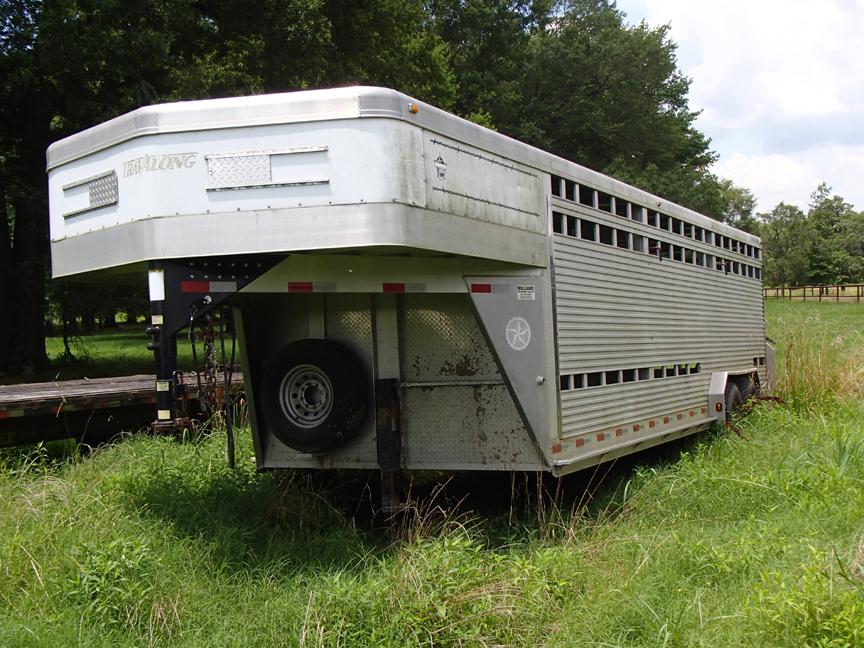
[123,153,197,177]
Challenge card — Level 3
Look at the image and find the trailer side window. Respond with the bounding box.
[647,210,658,227]
[551,175,563,197]
[597,191,612,212]
[599,224,614,246]
[580,219,596,241]
[695,251,705,266]
[616,229,629,249]
[673,245,683,262]
[605,370,620,385]
[622,369,636,382]
[685,248,694,264]
[632,234,645,253]
[565,180,576,202]
[660,213,670,231]
[714,234,723,248]
[683,222,693,238]
[638,368,651,381]
[615,198,629,218]
[630,205,644,223]
[587,372,602,387]
[755,267,762,280]
[694,226,704,242]
[754,248,761,260]
[671,217,682,235]
[661,241,672,260]
[560,375,571,391]
[579,186,595,207]
[553,211,564,234]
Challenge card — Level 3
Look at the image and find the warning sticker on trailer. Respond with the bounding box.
[516,284,536,301]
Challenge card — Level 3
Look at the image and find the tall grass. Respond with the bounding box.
[769,305,864,411]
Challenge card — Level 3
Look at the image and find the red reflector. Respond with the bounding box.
[633,424,641,432]
[649,420,656,428]
[615,428,623,437]
[596,433,605,442]
[575,438,585,448]
[470,283,492,293]
[383,283,406,293]
[663,416,670,424]
[0,410,9,419]
[552,442,562,454]
[288,282,314,293]
[181,280,210,293]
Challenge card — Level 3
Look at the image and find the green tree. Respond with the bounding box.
[0,0,211,374]
[716,178,757,230]
[760,203,813,288]
[477,0,723,216]
[427,0,536,127]
[806,183,858,285]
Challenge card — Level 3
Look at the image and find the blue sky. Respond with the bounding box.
[615,0,864,213]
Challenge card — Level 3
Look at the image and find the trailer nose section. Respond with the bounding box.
[466,276,555,466]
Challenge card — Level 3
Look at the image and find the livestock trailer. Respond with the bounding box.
[47,86,772,489]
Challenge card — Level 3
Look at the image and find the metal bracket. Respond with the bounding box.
[147,254,284,430]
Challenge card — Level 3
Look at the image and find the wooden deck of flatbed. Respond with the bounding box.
[0,373,244,447]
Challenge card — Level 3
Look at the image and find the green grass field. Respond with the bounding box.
[38,326,198,383]
[2,301,864,646]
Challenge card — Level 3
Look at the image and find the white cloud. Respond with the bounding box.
[617,0,864,211]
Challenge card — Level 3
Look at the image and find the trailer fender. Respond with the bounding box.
[708,372,729,422]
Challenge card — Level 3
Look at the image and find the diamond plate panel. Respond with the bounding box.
[325,293,374,367]
[206,155,270,189]
[88,171,118,208]
[403,384,539,469]
[403,294,500,381]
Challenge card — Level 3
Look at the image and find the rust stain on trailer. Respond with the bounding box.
[440,353,482,377]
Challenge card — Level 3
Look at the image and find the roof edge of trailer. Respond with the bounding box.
[45,86,408,171]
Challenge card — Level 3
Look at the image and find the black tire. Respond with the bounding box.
[724,382,743,421]
[740,373,759,400]
[260,339,368,453]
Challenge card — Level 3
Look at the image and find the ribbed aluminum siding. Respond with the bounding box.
[552,199,765,438]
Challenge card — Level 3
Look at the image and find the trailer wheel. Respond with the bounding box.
[724,382,743,421]
[260,339,368,453]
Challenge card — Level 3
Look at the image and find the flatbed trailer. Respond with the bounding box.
[0,372,243,447]
[47,86,773,483]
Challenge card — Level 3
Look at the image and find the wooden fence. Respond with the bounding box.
[763,284,864,302]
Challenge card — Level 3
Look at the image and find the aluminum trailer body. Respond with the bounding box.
[47,87,771,476]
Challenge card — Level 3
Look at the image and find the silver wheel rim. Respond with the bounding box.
[278,364,334,428]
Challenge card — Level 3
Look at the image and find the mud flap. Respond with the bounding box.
[465,276,555,466]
